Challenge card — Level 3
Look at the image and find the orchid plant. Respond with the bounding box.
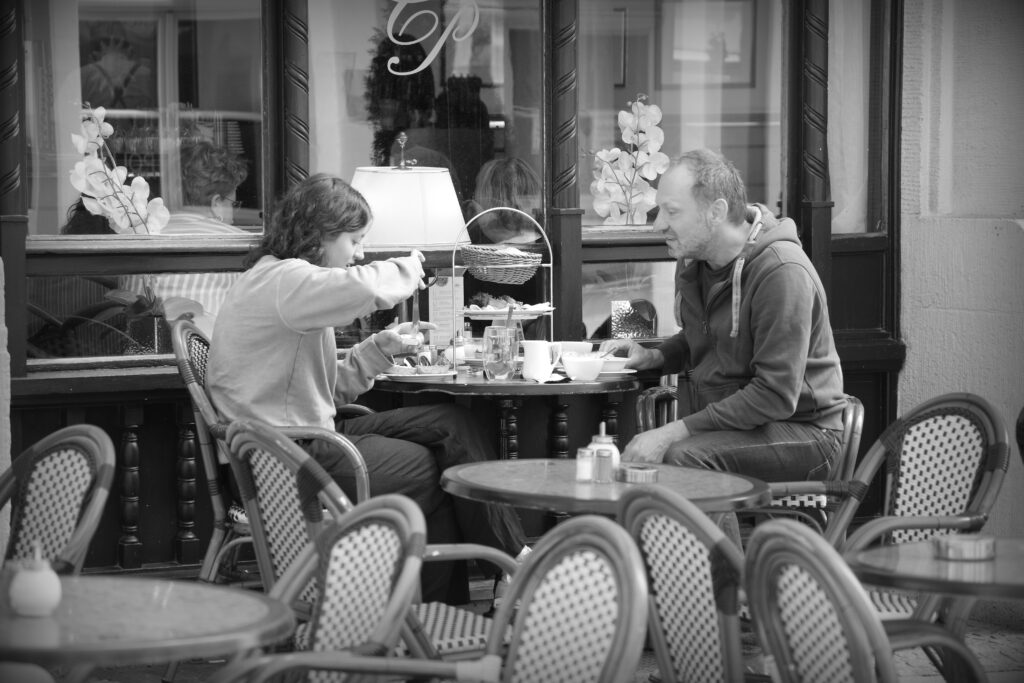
[70,106,170,234]
[590,94,671,225]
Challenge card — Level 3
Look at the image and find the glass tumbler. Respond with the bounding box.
[482,326,515,380]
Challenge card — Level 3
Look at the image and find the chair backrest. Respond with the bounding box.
[745,518,900,683]
[170,318,225,458]
[226,418,355,601]
[619,486,747,683]
[485,514,648,683]
[269,494,426,674]
[1,424,115,573]
[826,392,1010,549]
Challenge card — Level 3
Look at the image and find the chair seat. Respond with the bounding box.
[771,493,828,509]
[395,602,497,659]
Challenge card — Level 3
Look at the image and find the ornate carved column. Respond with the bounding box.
[174,403,200,565]
[546,0,583,341]
[118,405,144,568]
[786,0,833,298]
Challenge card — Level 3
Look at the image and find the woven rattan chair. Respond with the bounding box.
[225,418,519,665]
[165,320,371,683]
[769,392,1010,679]
[1,424,115,574]
[170,319,372,586]
[636,388,864,530]
[208,493,427,683]
[745,518,987,683]
[207,513,648,683]
[619,486,766,683]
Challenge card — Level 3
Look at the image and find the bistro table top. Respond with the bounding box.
[441,458,771,515]
[0,574,295,671]
[372,372,641,397]
[846,537,1024,601]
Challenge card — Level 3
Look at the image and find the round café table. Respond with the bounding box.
[0,574,296,683]
[373,372,641,459]
[441,458,771,515]
[845,537,1024,600]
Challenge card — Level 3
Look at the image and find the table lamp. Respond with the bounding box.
[351,163,465,249]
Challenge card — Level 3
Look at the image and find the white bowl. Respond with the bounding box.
[601,356,630,373]
[561,352,604,381]
[559,341,594,356]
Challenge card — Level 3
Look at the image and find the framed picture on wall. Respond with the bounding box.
[78,19,159,110]
[655,0,757,89]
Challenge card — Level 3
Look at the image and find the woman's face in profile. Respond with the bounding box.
[322,226,368,268]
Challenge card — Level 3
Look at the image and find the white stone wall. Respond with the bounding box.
[901,0,1024,624]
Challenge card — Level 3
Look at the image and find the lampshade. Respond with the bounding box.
[351,166,465,248]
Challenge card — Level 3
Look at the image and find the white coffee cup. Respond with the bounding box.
[521,340,562,381]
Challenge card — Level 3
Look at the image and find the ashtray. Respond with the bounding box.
[932,534,995,561]
[615,465,659,484]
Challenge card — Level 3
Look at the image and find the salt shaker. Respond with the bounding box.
[575,447,595,482]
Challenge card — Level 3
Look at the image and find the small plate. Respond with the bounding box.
[463,306,555,321]
[598,369,637,377]
[380,372,455,382]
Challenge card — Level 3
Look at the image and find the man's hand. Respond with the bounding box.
[597,339,665,371]
[621,421,691,463]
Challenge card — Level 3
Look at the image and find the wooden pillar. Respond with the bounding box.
[785,0,833,299]
[175,403,201,565]
[118,405,144,569]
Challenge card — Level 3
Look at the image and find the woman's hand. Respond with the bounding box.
[597,339,665,371]
[374,329,420,357]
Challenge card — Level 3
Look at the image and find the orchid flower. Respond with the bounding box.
[69,105,169,234]
[590,94,670,225]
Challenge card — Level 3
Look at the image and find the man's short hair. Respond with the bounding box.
[676,149,748,224]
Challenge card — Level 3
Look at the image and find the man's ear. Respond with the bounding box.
[709,197,729,223]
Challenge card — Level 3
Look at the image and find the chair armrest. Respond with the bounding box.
[423,543,519,577]
[884,619,987,683]
[842,514,989,553]
[207,651,476,683]
[276,426,371,504]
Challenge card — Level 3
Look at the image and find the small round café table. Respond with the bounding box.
[845,537,1024,601]
[441,459,771,516]
[0,574,296,683]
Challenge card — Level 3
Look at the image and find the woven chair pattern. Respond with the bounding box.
[249,448,320,605]
[510,549,619,682]
[403,602,494,657]
[310,523,401,664]
[11,450,93,563]
[776,564,855,682]
[889,412,984,544]
[639,514,725,682]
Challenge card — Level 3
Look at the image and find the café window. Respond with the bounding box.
[578,0,783,340]
[308,0,544,245]
[24,0,264,237]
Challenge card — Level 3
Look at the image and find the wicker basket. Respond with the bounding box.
[461,207,545,285]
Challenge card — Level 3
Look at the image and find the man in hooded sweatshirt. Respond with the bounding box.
[600,148,846,483]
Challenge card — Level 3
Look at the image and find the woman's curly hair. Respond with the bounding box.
[245,174,371,268]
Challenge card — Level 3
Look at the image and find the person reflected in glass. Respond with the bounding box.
[208,174,529,605]
[465,157,542,245]
[164,139,249,234]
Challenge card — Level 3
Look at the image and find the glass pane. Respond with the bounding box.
[27,270,240,359]
[579,0,783,227]
[308,0,544,245]
[582,261,680,340]
[24,0,264,236]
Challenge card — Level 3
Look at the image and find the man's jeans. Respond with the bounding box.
[663,420,841,483]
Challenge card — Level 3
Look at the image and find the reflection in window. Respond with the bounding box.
[582,261,680,341]
[24,0,263,235]
[579,0,783,227]
[309,0,544,240]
